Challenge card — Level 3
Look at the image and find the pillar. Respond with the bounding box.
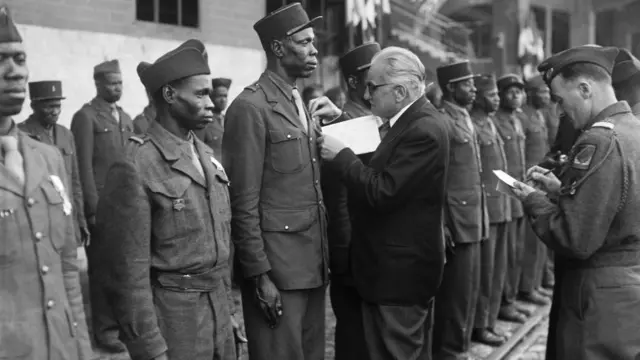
[569,0,596,46]
[491,0,530,76]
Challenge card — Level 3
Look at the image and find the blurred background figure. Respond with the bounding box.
[426,83,443,108]
[303,83,323,107]
[325,86,346,109]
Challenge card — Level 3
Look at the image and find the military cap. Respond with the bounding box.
[339,42,382,77]
[437,60,474,85]
[0,5,21,43]
[136,61,151,81]
[473,74,497,93]
[525,75,547,91]
[497,74,525,92]
[537,45,619,85]
[28,81,65,101]
[253,3,322,46]
[94,59,121,77]
[212,78,232,89]
[612,48,640,87]
[141,39,210,94]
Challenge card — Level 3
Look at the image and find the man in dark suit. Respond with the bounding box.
[18,80,89,247]
[433,60,489,359]
[94,39,243,360]
[222,4,328,360]
[320,46,449,360]
[70,58,134,351]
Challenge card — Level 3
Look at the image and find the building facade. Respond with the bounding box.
[9,0,266,128]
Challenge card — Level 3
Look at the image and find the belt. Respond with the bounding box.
[151,265,228,292]
[565,250,640,269]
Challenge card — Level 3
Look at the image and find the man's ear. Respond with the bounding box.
[347,75,358,90]
[162,85,177,104]
[446,82,455,94]
[270,39,285,58]
[578,81,592,99]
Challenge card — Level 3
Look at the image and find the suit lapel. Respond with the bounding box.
[20,133,48,197]
[170,156,207,188]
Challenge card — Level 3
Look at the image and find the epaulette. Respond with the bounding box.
[244,81,261,92]
[128,135,146,144]
[591,121,615,130]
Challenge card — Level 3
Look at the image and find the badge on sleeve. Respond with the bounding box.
[49,175,72,216]
[572,144,596,170]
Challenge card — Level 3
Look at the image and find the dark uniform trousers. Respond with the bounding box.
[471,111,511,331]
[520,107,549,294]
[70,96,133,344]
[526,102,640,360]
[434,101,488,358]
[223,70,329,360]
[493,109,526,307]
[330,277,368,360]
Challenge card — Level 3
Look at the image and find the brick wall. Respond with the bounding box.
[5,0,267,127]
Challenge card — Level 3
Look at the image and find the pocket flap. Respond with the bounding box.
[62,147,74,155]
[148,177,191,198]
[261,207,318,232]
[269,130,300,143]
[94,127,113,133]
[447,189,480,206]
[215,171,230,184]
[42,182,63,205]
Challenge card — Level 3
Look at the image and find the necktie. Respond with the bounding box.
[111,104,120,123]
[291,88,309,132]
[462,111,475,135]
[1,136,24,185]
[379,121,391,140]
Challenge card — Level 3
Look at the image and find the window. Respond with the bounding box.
[136,0,199,28]
[551,10,570,54]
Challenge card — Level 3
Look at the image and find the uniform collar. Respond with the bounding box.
[588,101,631,128]
[91,96,118,111]
[443,100,470,118]
[147,121,195,161]
[469,108,492,123]
[266,70,296,101]
[388,97,419,128]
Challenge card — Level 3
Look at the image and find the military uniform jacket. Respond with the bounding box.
[321,99,371,278]
[94,122,233,360]
[18,116,87,244]
[440,101,489,244]
[132,105,156,135]
[0,125,92,360]
[524,102,640,360]
[470,109,511,224]
[195,112,224,158]
[70,97,133,219]
[521,105,549,169]
[223,70,328,290]
[494,108,526,219]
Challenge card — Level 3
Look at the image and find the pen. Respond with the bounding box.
[524,169,553,183]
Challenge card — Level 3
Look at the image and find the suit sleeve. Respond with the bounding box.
[70,135,87,242]
[57,151,93,360]
[97,155,167,360]
[523,132,623,259]
[333,119,449,211]
[70,110,98,219]
[222,98,271,278]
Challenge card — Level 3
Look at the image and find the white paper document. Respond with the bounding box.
[322,115,381,155]
[493,170,519,198]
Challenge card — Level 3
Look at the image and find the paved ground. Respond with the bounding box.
[505,317,549,360]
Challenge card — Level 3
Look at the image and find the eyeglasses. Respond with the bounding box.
[366,81,394,94]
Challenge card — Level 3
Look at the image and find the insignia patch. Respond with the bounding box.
[172,199,185,211]
[210,156,225,172]
[592,121,614,129]
[49,175,72,216]
[572,144,596,170]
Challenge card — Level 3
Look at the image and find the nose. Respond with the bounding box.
[364,86,371,101]
[309,42,318,56]
[204,93,214,109]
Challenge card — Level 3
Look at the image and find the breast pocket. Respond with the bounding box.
[41,181,69,252]
[148,177,200,241]
[0,192,22,269]
[450,134,475,164]
[268,130,306,174]
[211,171,232,222]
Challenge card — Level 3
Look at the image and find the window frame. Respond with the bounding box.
[136,0,200,29]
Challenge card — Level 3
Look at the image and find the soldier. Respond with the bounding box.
[513,45,640,360]
[493,74,531,323]
[18,80,89,247]
[469,74,510,346]
[612,48,640,116]
[517,76,552,305]
[94,39,244,360]
[70,58,133,351]
[433,61,489,359]
[222,4,327,360]
[132,61,156,134]
[426,83,443,108]
[317,42,380,360]
[0,5,93,359]
[195,77,230,156]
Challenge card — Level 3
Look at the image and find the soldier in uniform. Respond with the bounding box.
[513,45,640,360]
[132,61,156,134]
[317,42,380,360]
[222,4,328,360]
[426,83,443,108]
[195,77,230,156]
[0,6,93,359]
[18,80,89,247]
[493,74,531,323]
[94,39,244,360]
[518,76,552,305]
[469,74,510,346]
[70,58,133,351]
[612,48,640,116]
[433,61,489,359]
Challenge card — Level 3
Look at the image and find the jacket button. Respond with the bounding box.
[507,136,512,140]
[287,134,292,139]
[488,141,492,145]
[46,300,55,309]
[461,201,467,205]
[318,200,323,205]
[284,225,289,230]
[309,137,312,142]
[312,158,317,163]
[73,322,78,327]
[27,198,35,206]
[463,139,468,143]
[34,232,43,240]
[41,265,50,274]
[120,128,125,132]
[315,180,319,185]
